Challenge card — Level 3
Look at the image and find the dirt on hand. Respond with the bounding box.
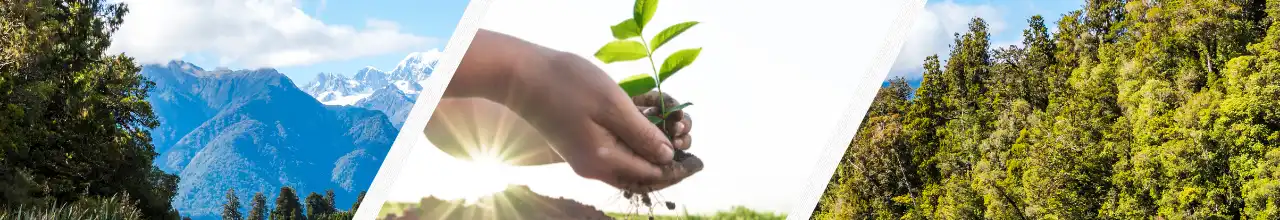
[631,91,704,193]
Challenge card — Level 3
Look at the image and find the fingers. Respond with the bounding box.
[639,106,692,137]
[675,112,692,137]
[595,101,675,165]
[614,154,705,193]
[567,125,665,184]
[674,134,692,151]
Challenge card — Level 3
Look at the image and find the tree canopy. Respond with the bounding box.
[1,0,181,219]
[815,0,1280,219]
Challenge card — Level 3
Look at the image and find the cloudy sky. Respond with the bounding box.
[382,0,916,215]
[106,0,469,83]
[891,0,1082,80]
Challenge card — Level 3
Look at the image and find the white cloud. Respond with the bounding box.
[107,0,436,68]
[891,0,1006,79]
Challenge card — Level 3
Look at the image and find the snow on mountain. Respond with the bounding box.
[300,50,439,106]
[355,86,416,129]
[139,62,396,220]
[389,49,442,82]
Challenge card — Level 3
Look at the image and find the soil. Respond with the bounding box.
[637,104,704,179]
[632,92,699,162]
[380,185,614,220]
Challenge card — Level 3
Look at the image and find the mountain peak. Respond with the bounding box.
[389,49,442,82]
[316,72,348,81]
[164,60,204,72]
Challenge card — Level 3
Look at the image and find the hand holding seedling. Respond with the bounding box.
[438,29,700,192]
[592,0,706,194]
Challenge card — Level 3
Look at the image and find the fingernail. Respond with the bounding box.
[662,144,675,161]
[676,123,686,133]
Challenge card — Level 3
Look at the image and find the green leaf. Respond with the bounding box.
[610,19,641,40]
[662,102,693,117]
[633,0,659,31]
[594,40,649,64]
[658,47,702,82]
[649,21,699,52]
[617,73,658,97]
[647,115,665,124]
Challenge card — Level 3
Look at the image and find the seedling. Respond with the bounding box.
[594,0,700,157]
[592,0,701,218]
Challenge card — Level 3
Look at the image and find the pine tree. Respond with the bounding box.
[271,187,305,220]
[305,192,336,219]
[351,191,366,212]
[248,192,268,220]
[223,189,244,220]
[324,189,336,210]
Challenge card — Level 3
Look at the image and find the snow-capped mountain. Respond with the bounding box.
[301,72,369,105]
[389,50,442,82]
[300,50,442,106]
[140,61,395,220]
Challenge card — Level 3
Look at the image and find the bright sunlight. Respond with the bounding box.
[397,142,516,204]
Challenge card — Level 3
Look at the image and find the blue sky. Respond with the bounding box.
[277,0,470,83]
[886,0,1083,86]
[109,0,471,84]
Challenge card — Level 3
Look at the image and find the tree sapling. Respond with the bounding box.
[593,0,703,217]
[594,0,701,163]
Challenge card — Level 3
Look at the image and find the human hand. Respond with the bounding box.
[504,52,699,193]
[632,91,693,152]
[425,91,696,169]
[629,91,701,192]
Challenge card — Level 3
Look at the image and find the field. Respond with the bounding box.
[377,185,786,220]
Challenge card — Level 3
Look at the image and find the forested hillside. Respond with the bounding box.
[815,0,1280,219]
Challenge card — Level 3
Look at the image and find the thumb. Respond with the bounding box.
[596,102,675,165]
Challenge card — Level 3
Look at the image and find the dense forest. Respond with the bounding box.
[0,0,186,219]
[815,0,1280,219]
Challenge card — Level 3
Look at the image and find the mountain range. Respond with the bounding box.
[299,50,440,128]
[142,51,438,219]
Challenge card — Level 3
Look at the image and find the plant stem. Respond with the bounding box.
[637,34,675,143]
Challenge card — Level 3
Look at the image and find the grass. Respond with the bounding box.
[0,194,144,220]
[606,206,787,220]
[380,200,785,220]
[377,201,425,218]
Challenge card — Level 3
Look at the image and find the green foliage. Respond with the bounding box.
[351,191,366,213]
[226,187,360,220]
[607,206,787,220]
[596,0,701,126]
[223,189,243,220]
[611,19,642,40]
[0,0,180,219]
[0,194,144,220]
[632,0,658,32]
[248,193,267,220]
[815,1,1280,219]
[594,40,650,64]
[271,187,304,220]
[650,21,700,52]
[618,73,660,97]
[304,192,336,219]
[659,48,702,81]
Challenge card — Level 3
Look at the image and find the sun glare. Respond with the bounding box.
[430,147,515,204]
